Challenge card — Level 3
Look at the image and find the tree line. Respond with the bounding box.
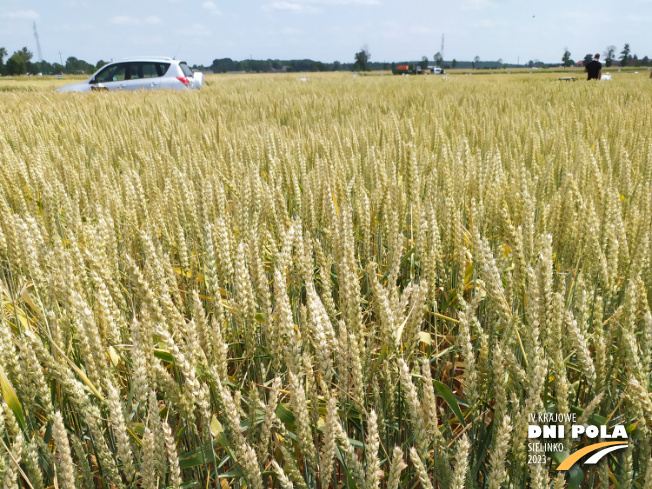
[206,58,352,73]
[0,47,109,76]
[561,43,651,67]
[3,42,650,77]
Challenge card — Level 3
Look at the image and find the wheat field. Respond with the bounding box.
[0,73,651,489]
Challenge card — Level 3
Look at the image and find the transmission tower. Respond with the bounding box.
[33,22,43,63]
[441,34,445,64]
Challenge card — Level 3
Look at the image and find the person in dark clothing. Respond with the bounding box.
[585,54,602,80]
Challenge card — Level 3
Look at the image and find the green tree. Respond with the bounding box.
[583,54,593,66]
[65,56,80,73]
[619,43,630,67]
[5,48,32,75]
[353,45,370,71]
[451,59,457,69]
[65,56,95,74]
[18,47,33,63]
[0,47,7,75]
[473,55,480,69]
[604,45,616,67]
[562,48,572,67]
[37,60,56,75]
[6,54,27,75]
[433,52,443,67]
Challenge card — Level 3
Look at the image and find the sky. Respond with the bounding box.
[1,0,651,67]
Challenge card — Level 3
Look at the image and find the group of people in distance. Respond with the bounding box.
[584,53,652,80]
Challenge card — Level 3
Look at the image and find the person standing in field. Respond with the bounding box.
[585,53,602,80]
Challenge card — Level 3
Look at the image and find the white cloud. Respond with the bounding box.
[282,27,304,35]
[469,18,509,28]
[111,15,139,25]
[111,15,164,25]
[406,25,435,35]
[263,0,379,12]
[128,34,165,45]
[60,22,94,32]
[317,0,380,4]
[265,1,307,11]
[565,12,610,24]
[460,0,495,11]
[181,23,212,37]
[626,13,652,23]
[202,1,222,15]
[0,9,39,20]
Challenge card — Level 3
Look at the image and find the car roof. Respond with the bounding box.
[120,57,179,63]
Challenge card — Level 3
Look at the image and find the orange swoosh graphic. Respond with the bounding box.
[557,442,628,471]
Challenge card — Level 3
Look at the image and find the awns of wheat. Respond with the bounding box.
[0,74,651,488]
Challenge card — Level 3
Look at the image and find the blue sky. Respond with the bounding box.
[1,0,651,66]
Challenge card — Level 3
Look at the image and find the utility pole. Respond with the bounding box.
[59,51,63,65]
[441,33,445,64]
[33,22,43,71]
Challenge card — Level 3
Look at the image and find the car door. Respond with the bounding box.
[90,63,129,91]
[123,62,169,91]
[149,62,171,89]
[117,62,143,91]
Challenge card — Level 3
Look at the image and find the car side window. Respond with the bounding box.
[95,64,127,83]
[127,63,142,80]
[179,62,194,77]
[142,63,162,78]
[125,62,170,79]
[155,63,170,77]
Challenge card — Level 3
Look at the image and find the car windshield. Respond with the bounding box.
[179,62,194,77]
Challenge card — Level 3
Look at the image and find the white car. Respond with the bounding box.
[55,57,204,93]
